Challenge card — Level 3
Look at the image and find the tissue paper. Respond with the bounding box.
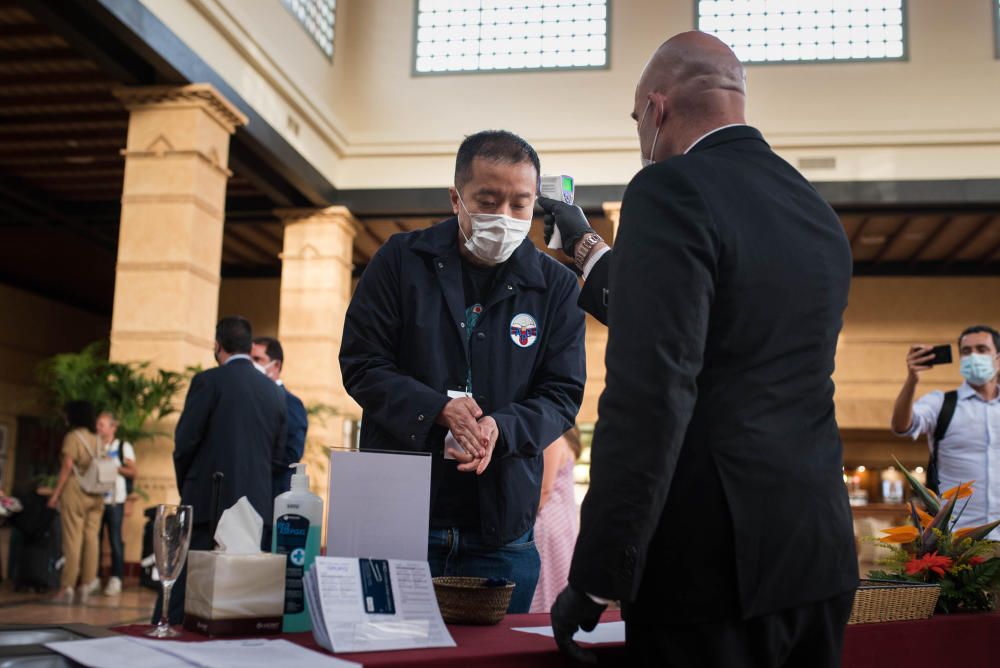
[214,496,263,554]
[184,497,286,636]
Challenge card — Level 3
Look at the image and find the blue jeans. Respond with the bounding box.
[100,503,124,578]
[428,527,540,614]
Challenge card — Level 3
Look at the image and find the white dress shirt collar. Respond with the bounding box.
[683,124,747,155]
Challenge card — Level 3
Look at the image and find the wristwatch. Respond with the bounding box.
[574,232,604,271]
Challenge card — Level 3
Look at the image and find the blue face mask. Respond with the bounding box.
[960,353,998,386]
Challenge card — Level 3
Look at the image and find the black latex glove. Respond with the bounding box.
[550,585,607,665]
[537,195,595,258]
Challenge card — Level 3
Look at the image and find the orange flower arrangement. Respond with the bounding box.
[869,459,1000,613]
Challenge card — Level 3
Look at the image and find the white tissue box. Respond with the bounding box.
[183,550,286,636]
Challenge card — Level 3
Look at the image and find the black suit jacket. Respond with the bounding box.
[570,126,859,623]
[174,357,287,528]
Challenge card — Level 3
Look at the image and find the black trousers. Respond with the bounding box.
[151,526,213,625]
[626,591,854,668]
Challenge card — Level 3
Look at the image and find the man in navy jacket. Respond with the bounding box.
[251,336,309,499]
[340,130,586,613]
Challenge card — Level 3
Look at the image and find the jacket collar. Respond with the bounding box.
[687,125,769,154]
[412,217,546,290]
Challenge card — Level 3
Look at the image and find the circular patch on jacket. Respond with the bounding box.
[509,313,539,348]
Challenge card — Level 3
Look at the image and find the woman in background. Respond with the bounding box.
[48,400,105,604]
[530,427,582,613]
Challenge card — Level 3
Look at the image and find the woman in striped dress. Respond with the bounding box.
[530,427,582,613]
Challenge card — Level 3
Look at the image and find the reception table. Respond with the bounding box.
[116,609,1000,667]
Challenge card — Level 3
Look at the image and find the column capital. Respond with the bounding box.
[113,83,248,135]
[275,206,363,236]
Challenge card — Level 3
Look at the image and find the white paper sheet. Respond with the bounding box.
[511,621,626,645]
[307,556,455,653]
[46,636,360,668]
[327,450,431,562]
[131,637,360,668]
[46,637,185,668]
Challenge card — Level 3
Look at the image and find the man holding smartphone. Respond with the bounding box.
[891,325,1000,539]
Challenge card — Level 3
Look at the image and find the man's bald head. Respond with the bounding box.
[633,32,748,161]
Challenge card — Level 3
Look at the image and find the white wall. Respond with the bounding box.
[140,0,1000,190]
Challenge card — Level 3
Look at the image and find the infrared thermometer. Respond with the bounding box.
[540,174,575,250]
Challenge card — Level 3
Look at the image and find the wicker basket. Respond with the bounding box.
[433,577,515,625]
[848,579,940,624]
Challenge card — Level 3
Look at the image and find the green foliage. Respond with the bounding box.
[936,558,1000,613]
[36,340,192,444]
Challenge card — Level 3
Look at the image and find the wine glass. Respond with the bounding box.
[146,504,193,638]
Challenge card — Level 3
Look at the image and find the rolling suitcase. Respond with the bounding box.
[10,495,62,592]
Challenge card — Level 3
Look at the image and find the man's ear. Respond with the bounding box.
[449,186,461,216]
[649,92,669,128]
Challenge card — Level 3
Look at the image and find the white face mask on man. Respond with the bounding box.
[456,191,532,265]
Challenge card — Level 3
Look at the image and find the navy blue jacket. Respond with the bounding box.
[272,385,309,498]
[340,217,586,547]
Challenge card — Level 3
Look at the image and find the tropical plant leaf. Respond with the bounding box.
[893,456,940,514]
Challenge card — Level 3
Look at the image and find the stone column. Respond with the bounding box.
[277,207,361,540]
[109,84,246,560]
[277,206,361,422]
[110,84,247,371]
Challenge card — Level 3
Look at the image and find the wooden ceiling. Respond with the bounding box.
[843,211,1000,270]
[0,0,997,316]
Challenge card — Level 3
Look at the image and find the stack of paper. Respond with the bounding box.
[305,556,456,653]
[46,636,360,668]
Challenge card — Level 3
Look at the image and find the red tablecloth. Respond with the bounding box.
[841,611,997,668]
[116,610,1000,667]
[116,611,627,667]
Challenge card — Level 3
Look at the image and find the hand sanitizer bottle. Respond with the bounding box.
[272,463,323,632]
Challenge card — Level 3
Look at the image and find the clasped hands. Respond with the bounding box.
[436,396,498,475]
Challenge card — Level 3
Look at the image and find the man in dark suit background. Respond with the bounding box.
[153,316,287,625]
[250,336,309,499]
[546,32,859,666]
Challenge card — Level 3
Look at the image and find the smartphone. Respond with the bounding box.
[927,344,952,366]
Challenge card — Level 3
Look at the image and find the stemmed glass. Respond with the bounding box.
[146,504,193,638]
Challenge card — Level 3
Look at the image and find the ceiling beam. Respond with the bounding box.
[225,226,279,265]
[0,111,126,127]
[979,233,1000,264]
[0,69,110,86]
[15,0,153,84]
[0,47,83,65]
[871,216,915,264]
[945,215,996,264]
[0,174,117,251]
[847,216,872,253]
[908,216,955,265]
[0,24,52,39]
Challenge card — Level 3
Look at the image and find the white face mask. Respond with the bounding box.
[638,99,661,168]
[456,192,532,265]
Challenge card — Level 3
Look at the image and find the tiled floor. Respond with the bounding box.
[0,527,157,628]
[0,578,157,627]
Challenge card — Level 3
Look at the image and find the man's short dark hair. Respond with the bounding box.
[959,325,1000,353]
[216,316,252,354]
[454,130,540,192]
[253,336,284,366]
[64,400,97,432]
